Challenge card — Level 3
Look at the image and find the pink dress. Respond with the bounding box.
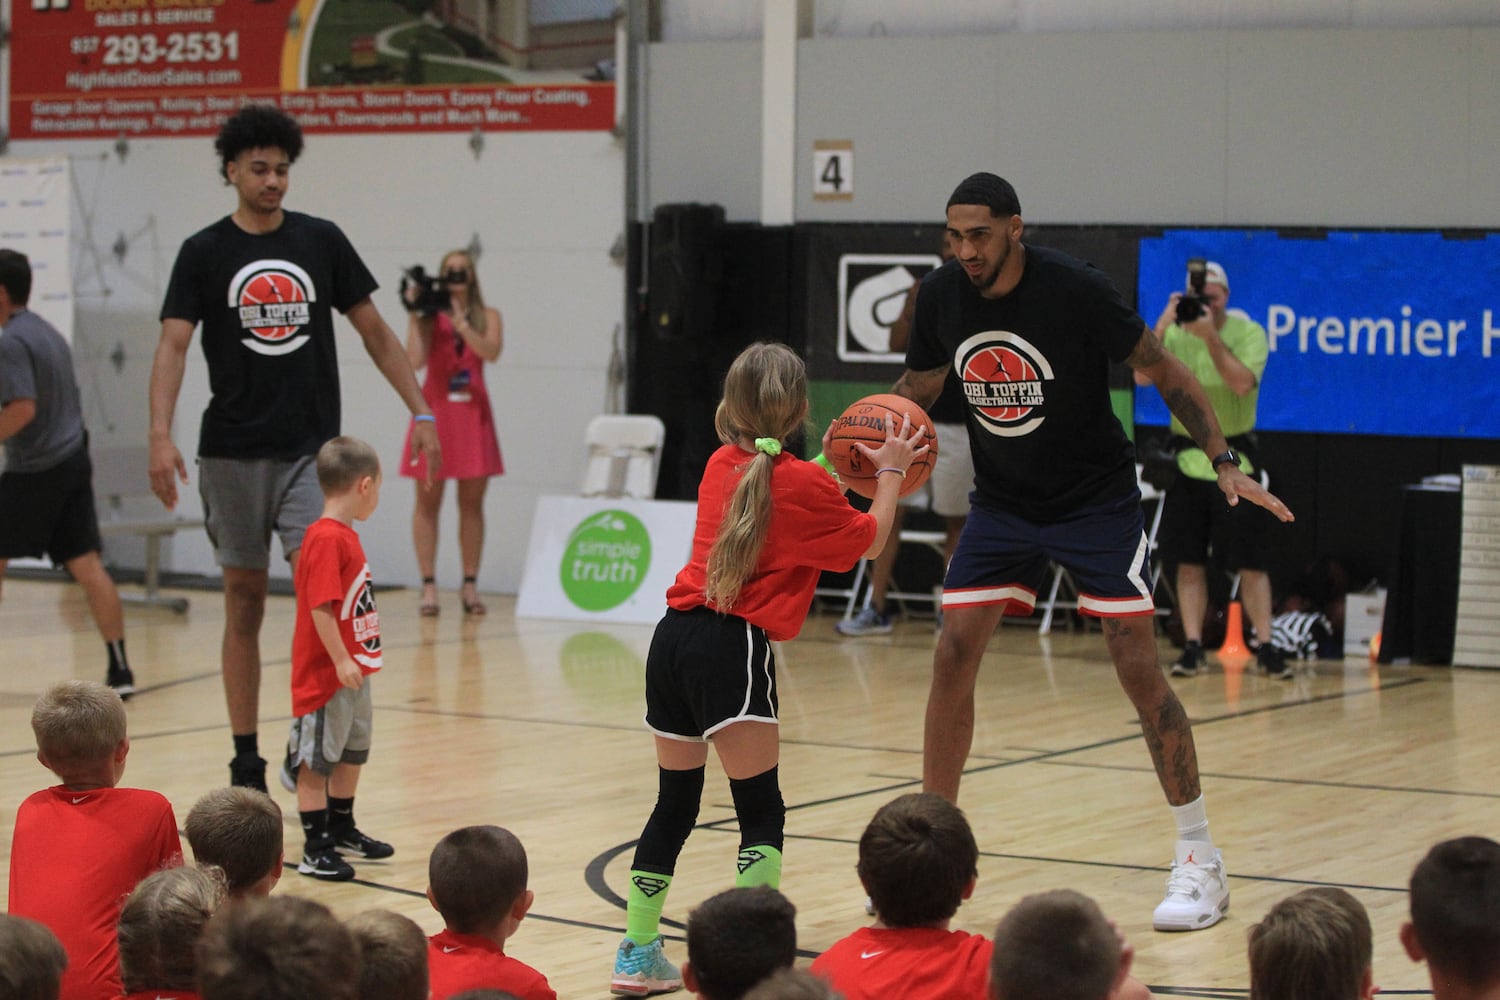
[400,312,504,481]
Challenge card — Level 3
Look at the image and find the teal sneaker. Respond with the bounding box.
[611,936,682,996]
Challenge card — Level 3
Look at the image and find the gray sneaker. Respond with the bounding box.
[836,606,893,636]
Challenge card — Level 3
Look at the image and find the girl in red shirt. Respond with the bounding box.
[610,342,926,996]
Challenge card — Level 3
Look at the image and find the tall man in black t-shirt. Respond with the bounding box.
[895,173,1292,933]
[149,106,440,792]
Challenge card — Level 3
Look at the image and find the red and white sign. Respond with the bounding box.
[10,0,615,139]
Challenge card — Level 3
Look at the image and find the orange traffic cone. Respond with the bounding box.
[1217,600,1250,658]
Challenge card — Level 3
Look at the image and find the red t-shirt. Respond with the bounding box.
[810,926,993,1000]
[8,786,183,1000]
[666,445,877,640]
[291,517,383,716]
[427,929,557,1000]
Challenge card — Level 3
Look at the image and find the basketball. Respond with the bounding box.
[827,393,938,499]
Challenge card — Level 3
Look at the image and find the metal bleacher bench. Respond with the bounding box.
[93,445,203,613]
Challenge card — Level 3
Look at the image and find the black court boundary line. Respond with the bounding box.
[585,675,1426,950]
[1150,992,1431,999]
[1036,757,1500,800]
[274,860,643,939]
[683,676,1426,830]
[777,831,1406,894]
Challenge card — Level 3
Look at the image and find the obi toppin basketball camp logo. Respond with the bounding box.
[341,564,383,671]
[228,259,316,357]
[956,330,1054,438]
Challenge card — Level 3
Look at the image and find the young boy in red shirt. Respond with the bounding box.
[814,794,1149,1000]
[278,435,392,881]
[811,794,990,999]
[7,681,182,1000]
[425,825,557,1000]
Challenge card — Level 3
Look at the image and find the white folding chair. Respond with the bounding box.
[838,528,949,621]
[581,415,665,499]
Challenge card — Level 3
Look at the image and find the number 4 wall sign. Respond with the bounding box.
[813,139,854,202]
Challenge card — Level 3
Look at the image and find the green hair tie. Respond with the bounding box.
[753,437,783,456]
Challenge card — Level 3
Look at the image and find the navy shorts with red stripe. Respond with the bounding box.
[943,491,1155,618]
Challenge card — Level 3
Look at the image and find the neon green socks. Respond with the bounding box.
[625,870,673,944]
[735,844,784,889]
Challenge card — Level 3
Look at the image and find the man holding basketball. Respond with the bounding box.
[148,105,439,792]
[894,172,1292,932]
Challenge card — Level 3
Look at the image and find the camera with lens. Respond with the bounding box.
[399,265,451,317]
[1174,257,1209,325]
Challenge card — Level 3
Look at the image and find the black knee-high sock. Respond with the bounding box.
[625,766,705,944]
[730,766,785,888]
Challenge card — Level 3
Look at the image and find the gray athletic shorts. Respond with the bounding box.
[286,683,373,777]
[199,456,321,570]
[898,421,974,518]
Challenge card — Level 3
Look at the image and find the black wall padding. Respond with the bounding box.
[632,209,796,501]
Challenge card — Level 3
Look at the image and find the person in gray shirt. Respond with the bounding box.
[0,248,136,696]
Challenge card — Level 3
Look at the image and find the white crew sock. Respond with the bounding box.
[1170,794,1213,847]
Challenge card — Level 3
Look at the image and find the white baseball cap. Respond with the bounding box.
[1195,260,1229,291]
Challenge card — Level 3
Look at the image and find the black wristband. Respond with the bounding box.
[1210,449,1240,471]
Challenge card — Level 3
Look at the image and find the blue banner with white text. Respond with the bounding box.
[1135,230,1500,438]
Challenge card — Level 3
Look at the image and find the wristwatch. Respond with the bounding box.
[1210,449,1240,472]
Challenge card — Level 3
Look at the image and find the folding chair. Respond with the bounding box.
[837,528,949,621]
[581,415,665,499]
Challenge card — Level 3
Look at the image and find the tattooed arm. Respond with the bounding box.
[1127,325,1294,522]
[891,364,949,412]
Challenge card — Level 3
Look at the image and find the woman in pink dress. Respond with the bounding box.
[401,249,504,615]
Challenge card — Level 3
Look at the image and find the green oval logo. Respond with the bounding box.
[560,510,652,611]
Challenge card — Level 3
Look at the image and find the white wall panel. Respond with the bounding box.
[648,26,1500,229]
[12,129,624,594]
[1225,29,1475,228]
[645,41,762,221]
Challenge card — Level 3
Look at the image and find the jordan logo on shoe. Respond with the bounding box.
[1184,850,1196,864]
[737,848,767,874]
[632,875,669,897]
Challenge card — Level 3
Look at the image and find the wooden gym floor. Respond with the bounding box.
[2,576,1495,998]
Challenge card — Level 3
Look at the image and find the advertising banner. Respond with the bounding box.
[515,497,696,626]
[0,156,73,343]
[1136,230,1500,438]
[11,0,615,139]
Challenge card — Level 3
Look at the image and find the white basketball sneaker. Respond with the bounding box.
[1153,841,1229,931]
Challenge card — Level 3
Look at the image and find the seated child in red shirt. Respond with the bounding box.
[814,794,1150,1000]
[426,825,557,1000]
[7,680,182,1000]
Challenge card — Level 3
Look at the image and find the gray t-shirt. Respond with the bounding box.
[0,309,85,472]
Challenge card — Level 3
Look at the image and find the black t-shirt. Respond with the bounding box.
[159,211,378,459]
[907,246,1143,522]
